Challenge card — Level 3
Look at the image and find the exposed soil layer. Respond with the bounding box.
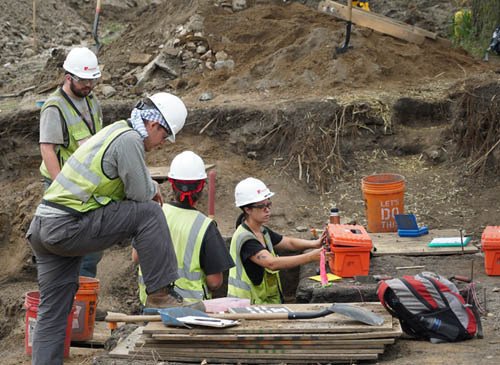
[1,1,500,364]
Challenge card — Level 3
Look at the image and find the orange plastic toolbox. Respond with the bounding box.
[326,224,373,277]
[481,226,500,276]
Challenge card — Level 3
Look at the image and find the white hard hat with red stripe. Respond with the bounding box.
[63,47,101,79]
[234,177,274,207]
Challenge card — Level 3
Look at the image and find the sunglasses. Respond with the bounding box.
[69,74,98,86]
[250,201,272,210]
[159,124,172,140]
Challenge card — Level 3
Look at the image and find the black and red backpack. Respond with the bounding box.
[377,271,482,343]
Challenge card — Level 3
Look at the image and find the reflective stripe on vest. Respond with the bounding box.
[43,120,129,213]
[40,89,102,179]
[165,204,212,301]
[137,204,212,303]
[228,225,282,304]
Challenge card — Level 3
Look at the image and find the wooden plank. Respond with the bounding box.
[137,337,395,347]
[128,349,379,361]
[371,229,479,256]
[108,327,143,357]
[147,317,402,341]
[110,353,373,363]
[132,347,384,355]
[318,0,426,44]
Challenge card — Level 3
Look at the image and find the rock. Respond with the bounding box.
[181,50,194,61]
[100,71,112,83]
[200,50,213,61]
[247,151,257,159]
[22,48,35,58]
[233,0,247,11]
[101,85,116,98]
[215,50,228,61]
[186,42,197,51]
[199,92,213,101]
[214,60,235,71]
[296,226,308,232]
[224,59,235,70]
[164,47,179,57]
[205,61,214,70]
[196,45,207,54]
[62,38,72,46]
[128,53,153,65]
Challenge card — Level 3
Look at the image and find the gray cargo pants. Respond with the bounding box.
[26,200,179,365]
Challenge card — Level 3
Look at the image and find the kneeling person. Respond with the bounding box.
[133,151,234,304]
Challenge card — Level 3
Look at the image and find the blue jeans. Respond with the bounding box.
[79,251,104,278]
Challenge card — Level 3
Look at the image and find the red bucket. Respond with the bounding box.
[24,291,75,358]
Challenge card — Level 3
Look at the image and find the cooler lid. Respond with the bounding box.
[327,224,373,248]
[481,226,500,247]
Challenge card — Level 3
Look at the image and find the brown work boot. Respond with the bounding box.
[145,284,183,308]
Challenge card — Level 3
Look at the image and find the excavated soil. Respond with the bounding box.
[0,0,500,364]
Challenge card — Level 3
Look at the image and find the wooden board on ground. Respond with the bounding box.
[371,229,479,256]
[109,317,402,363]
[108,327,143,358]
[318,1,437,44]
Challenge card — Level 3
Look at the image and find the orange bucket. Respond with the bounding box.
[71,276,99,341]
[362,174,405,232]
[24,291,75,357]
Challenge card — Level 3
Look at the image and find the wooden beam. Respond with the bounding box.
[318,1,436,44]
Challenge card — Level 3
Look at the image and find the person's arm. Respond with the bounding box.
[199,222,235,291]
[132,247,139,264]
[39,143,61,180]
[39,107,66,180]
[205,273,223,290]
[274,229,326,252]
[249,247,323,271]
[103,131,158,202]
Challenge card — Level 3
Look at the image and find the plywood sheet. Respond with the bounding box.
[371,229,478,256]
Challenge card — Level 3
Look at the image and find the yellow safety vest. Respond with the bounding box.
[228,224,282,304]
[40,88,102,179]
[42,120,131,214]
[138,204,212,305]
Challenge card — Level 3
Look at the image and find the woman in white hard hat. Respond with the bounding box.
[227,177,327,304]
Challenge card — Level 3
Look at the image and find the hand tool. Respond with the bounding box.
[106,303,385,326]
[92,0,102,54]
[336,0,353,54]
[354,275,392,284]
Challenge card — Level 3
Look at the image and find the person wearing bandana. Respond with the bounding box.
[26,92,189,365]
[132,151,234,305]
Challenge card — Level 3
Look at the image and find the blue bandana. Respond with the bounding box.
[130,108,169,140]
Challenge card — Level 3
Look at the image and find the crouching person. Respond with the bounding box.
[133,151,234,304]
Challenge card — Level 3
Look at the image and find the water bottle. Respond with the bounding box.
[419,316,459,342]
[329,207,340,224]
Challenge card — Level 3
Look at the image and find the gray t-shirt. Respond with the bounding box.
[35,127,157,217]
[39,93,102,147]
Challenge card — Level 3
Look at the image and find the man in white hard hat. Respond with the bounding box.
[132,151,234,305]
[27,92,188,365]
[38,47,104,278]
